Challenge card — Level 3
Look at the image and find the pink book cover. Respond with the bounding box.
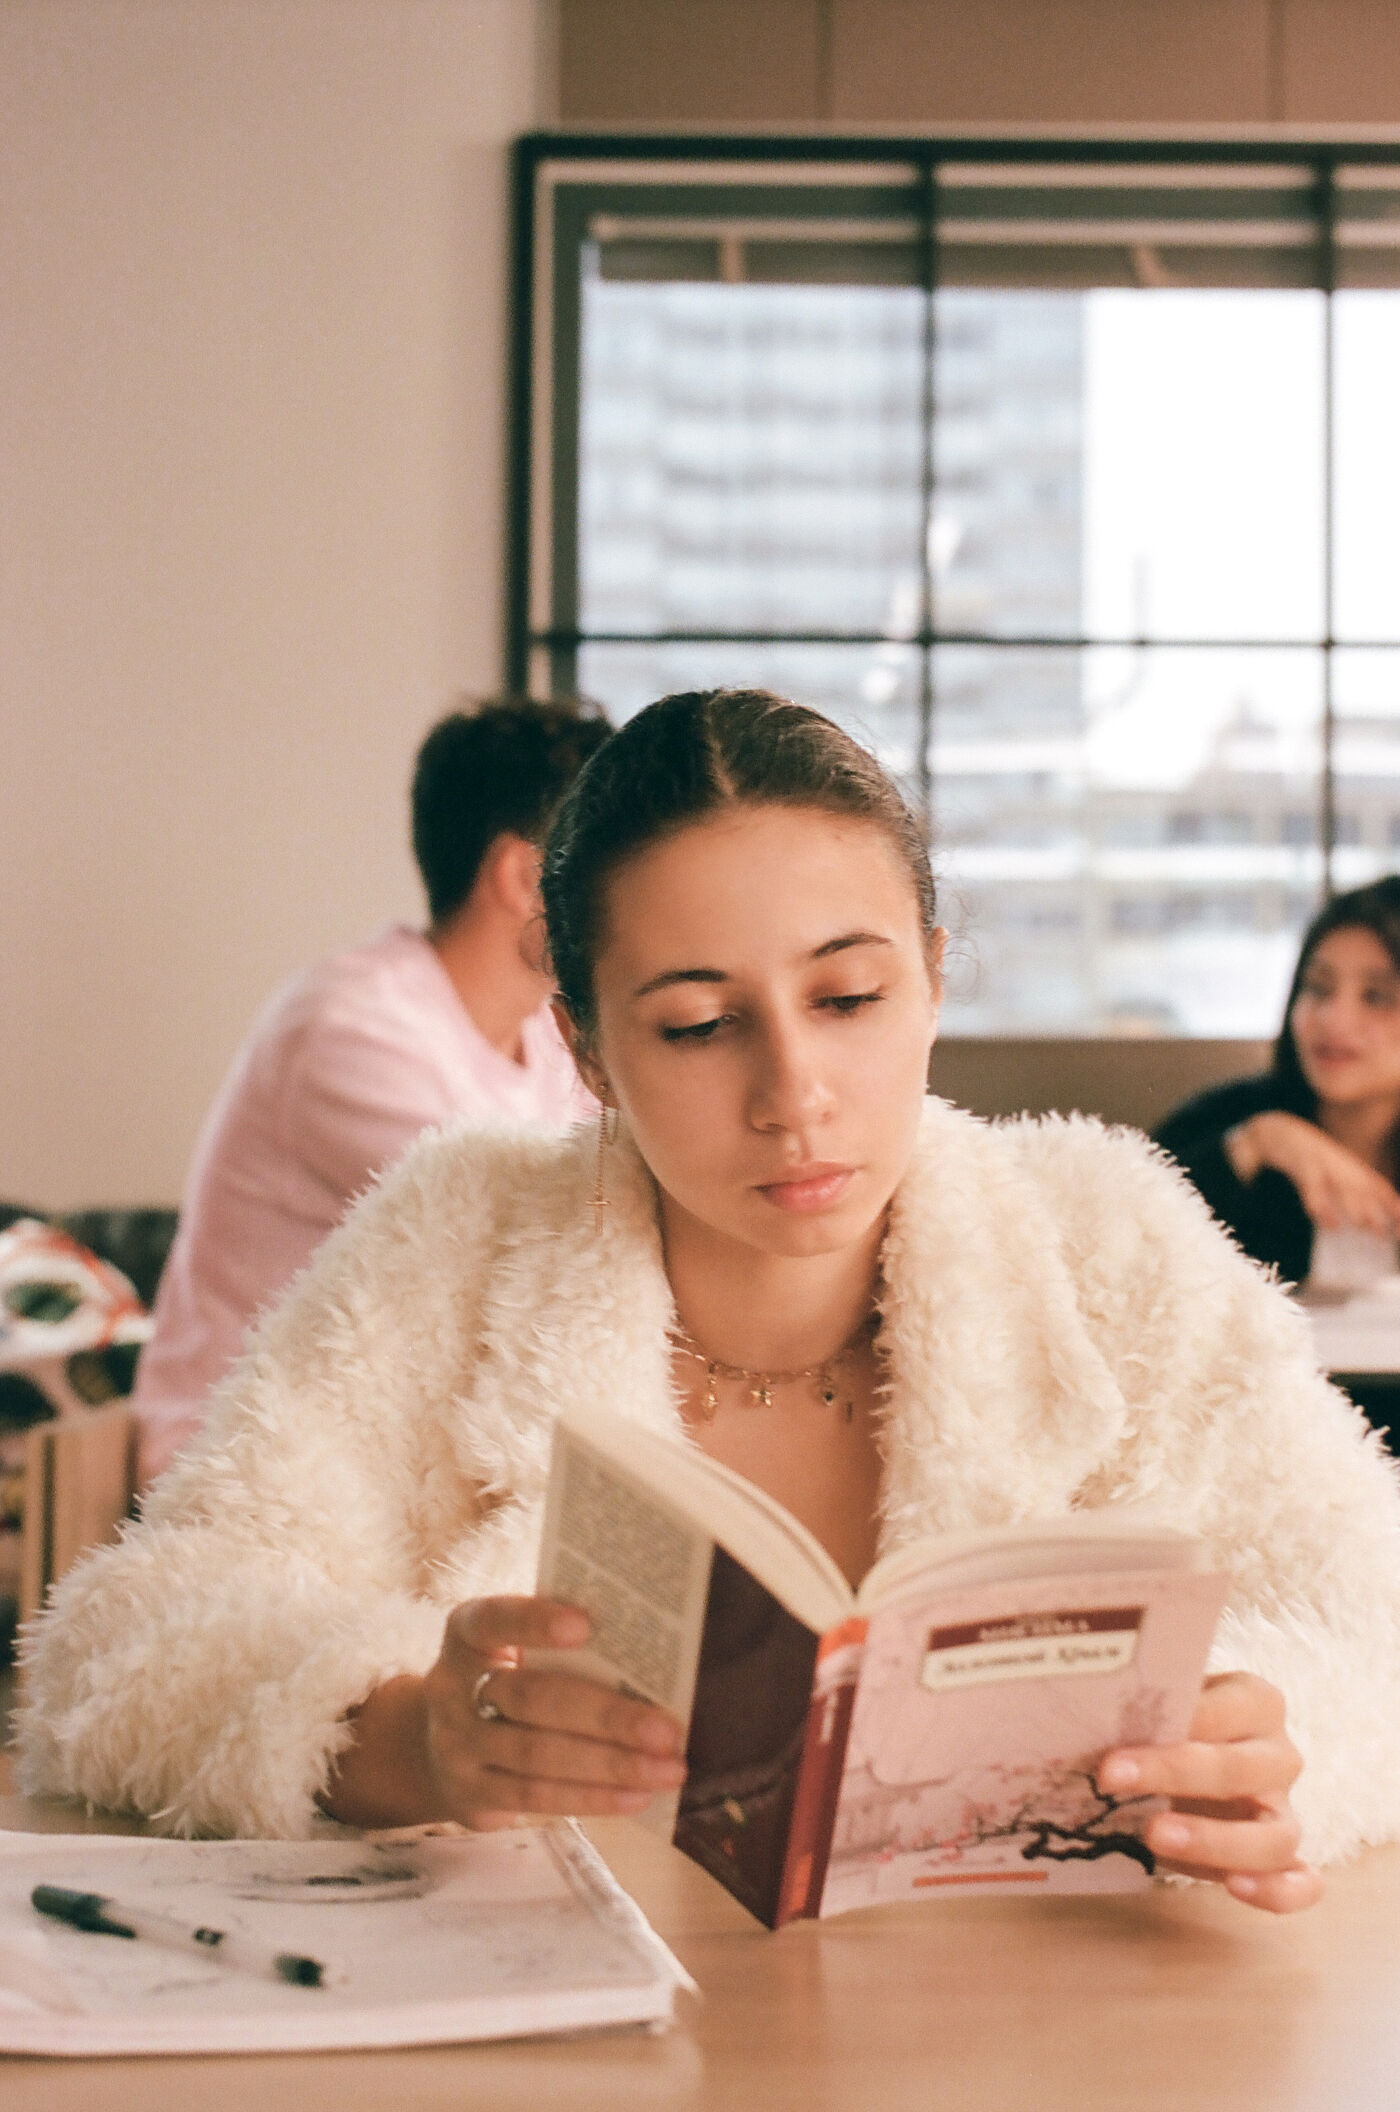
[819,1565,1229,1916]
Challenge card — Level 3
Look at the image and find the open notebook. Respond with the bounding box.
[0,1825,690,2057]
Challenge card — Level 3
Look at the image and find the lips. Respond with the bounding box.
[755,1165,856,1214]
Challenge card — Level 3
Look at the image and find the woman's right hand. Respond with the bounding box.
[420,1597,687,1829]
[322,1596,687,1831]
[1225,1111,1400,1236]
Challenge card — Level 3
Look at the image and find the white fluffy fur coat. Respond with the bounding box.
[17,1100,1400,1861]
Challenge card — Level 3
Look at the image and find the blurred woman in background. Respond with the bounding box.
[1155,879,1400,1292]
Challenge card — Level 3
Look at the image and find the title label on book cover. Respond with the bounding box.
[920,1606,1144,1691]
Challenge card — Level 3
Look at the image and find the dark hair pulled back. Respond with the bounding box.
[542,688,937,1038]
[1272,874,1400,1109]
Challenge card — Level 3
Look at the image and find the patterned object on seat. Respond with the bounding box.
[0,1205,178,1310]
[0,1219,151,1538]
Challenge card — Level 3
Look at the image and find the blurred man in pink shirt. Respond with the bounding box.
[133,700,609,1486]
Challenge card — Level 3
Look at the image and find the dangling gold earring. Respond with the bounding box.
[592,1103,616,1233]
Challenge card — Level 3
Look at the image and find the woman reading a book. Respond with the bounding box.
[19,692,1400,1917]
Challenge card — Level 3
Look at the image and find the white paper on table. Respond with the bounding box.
[1307,1226,1400,1297]
[0,1825,689,2057]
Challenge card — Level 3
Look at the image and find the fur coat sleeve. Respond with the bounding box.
[991,1116,1400,1868]
[14,1124,596,1838]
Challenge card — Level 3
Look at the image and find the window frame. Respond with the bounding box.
[507,130,1400,917]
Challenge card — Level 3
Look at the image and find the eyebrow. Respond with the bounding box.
[632,931,893,1000]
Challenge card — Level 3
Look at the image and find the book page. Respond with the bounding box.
[859,1513,1200,1609]
[535,1420,717,1720]
[0,1827,685,2057]
[544,1408,851,1634]
[821,1565,1228,1915]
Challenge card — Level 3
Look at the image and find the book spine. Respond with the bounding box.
[774,1617,867,1927]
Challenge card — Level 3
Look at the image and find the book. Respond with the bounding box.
[0,1824,690,2056]
[535,1407,1230,1929]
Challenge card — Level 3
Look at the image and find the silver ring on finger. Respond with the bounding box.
[472,1667,506,1724]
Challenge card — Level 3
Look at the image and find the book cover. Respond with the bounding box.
[818,1567,1229,1916]
[673,1546,822,1926]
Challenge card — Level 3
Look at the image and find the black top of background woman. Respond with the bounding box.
[1154,1070,1316,1284]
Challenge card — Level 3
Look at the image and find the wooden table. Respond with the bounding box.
[3,1795,1400,2110]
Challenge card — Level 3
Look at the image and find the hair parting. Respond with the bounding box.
[541,687,937,1042]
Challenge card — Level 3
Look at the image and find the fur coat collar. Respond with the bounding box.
[452,1098,1130,1568]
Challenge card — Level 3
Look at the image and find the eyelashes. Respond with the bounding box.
[822,992,883,1016]
[657,992,885,1043]
[659,1017,727,1043]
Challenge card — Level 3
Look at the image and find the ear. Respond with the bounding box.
[551,996,611,1106]
[488,833,545,921]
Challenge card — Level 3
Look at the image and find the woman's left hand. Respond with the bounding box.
[1097,1671,1323,1913]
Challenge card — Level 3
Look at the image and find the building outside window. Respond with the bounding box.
[511,140,1400,1037]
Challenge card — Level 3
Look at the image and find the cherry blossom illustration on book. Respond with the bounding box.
[816,1569,1226,1916]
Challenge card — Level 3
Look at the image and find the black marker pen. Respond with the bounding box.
[31,1884,340,1988]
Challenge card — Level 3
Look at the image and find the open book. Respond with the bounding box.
[536,1408,1230,1928]
[0,1825,689,2056]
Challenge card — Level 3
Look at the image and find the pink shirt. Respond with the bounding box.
[134,926,590,1484]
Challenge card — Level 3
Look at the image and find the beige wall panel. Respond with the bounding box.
[930,1038,1270,1134]
[0,1,548,1207]
[1279,0,1400,121]
[830,0,1271,123]
[559,0,823,122]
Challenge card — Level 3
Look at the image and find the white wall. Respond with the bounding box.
[0,0,551,1206]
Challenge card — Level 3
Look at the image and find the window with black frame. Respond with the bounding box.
[509,140,1400,1037]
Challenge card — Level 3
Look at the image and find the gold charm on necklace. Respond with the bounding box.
[671,1312,879,1424]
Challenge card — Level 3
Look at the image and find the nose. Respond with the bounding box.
[746,1013,836,1137]
[1301,992,1371,1055]
[1310,987,1357,1031]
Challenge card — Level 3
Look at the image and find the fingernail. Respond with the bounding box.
[616,1791,653,1812]
[549,1609,590,1645]
[647,1759,688,1787]
[640,1718,682,1756]
[1153,1817,1191,1851]
[1098,1755,1140,1792]
[1229,1874,1259,1899]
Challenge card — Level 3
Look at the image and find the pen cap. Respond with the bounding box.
[31,1885,128,1935]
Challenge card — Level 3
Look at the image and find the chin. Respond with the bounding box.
[1306,1067,1369,1103]
[750,1222,861,1259]
[738,1197,887,1260]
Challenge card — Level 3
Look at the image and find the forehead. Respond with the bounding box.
[595,805,923,971]
[1305,925,1400,979]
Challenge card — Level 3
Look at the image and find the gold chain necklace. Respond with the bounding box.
[668,1311,880,1423]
